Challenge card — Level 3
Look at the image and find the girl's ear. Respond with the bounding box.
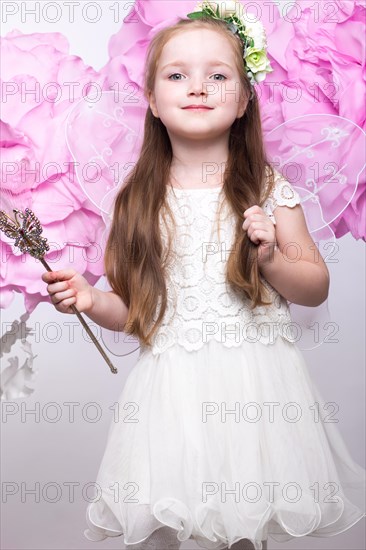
[237,90,251,119]
[149,91,159,118]
[237,97,248,119]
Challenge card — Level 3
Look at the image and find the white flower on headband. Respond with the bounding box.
[194,0,239,18]
[240,13,267,50]
[187,0,274,85]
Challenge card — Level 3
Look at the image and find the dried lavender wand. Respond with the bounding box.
[0,207,118,374]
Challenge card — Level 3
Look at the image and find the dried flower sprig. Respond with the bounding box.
[0,207,118,374]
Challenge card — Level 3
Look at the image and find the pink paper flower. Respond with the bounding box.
[0,30,109,312]
[101,0,365,240]
[260,0,365,239]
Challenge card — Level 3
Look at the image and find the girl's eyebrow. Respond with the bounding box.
[161,61,233,71]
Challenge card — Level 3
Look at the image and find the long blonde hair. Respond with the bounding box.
[104,17,276,347]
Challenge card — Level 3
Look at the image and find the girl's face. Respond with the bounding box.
[149,28,248,143]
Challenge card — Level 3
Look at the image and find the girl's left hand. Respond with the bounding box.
[242,205,277,265]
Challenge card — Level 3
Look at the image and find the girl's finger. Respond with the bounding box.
[51,288,75,304]
[250,229,268,243]
[243,205,264,217]
[54,296,77,314]
[247,220,265,232]
[42,271,62,283]
[47,281,69,294]
[243,216,273,232]
[42,269,75,282]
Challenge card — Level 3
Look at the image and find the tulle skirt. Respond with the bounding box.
[84,336,365,550]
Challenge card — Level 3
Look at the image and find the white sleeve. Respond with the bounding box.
[262,168,301,225]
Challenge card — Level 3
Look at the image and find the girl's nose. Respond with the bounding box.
[187,73,207,96]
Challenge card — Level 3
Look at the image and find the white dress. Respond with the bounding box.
[84,170,365,550]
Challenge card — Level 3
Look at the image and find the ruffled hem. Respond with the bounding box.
[84,337,366,548]
[84,495,365,549]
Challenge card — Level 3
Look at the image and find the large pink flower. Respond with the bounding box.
[0,30,109,312]
[98,0,365,240]
[259,0,366,239]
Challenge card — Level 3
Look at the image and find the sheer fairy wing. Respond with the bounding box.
[66,98,365,355]
[65,90,147,358]
[65,90,148,223]
[264,114,365,350]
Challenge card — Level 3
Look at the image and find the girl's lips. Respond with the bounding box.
[183,106,213,110]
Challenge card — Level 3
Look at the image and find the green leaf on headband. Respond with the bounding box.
[203,7,215,16]
[187,11,205,19]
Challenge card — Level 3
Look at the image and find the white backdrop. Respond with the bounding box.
[1,2,365,549]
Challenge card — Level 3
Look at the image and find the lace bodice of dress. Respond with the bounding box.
[141,169,302,356]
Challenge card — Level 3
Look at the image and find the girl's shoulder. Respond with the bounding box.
[262,166,302,225]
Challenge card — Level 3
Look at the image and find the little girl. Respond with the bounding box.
[42,11,365,550]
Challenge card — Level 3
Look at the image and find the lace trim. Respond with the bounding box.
[262,168,301,225]
[141,173,301,356]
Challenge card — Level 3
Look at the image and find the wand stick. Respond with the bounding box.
[0,207,118,374]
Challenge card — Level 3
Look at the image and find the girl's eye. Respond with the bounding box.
[168,73,183,81]
[168,73,227,81]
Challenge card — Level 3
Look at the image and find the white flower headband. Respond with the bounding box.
[187,0,274,87]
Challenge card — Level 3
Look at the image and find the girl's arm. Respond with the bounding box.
[258,204,330,307]
[85,288,129,332]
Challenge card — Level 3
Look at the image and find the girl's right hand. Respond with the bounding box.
[41,269,94,315]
